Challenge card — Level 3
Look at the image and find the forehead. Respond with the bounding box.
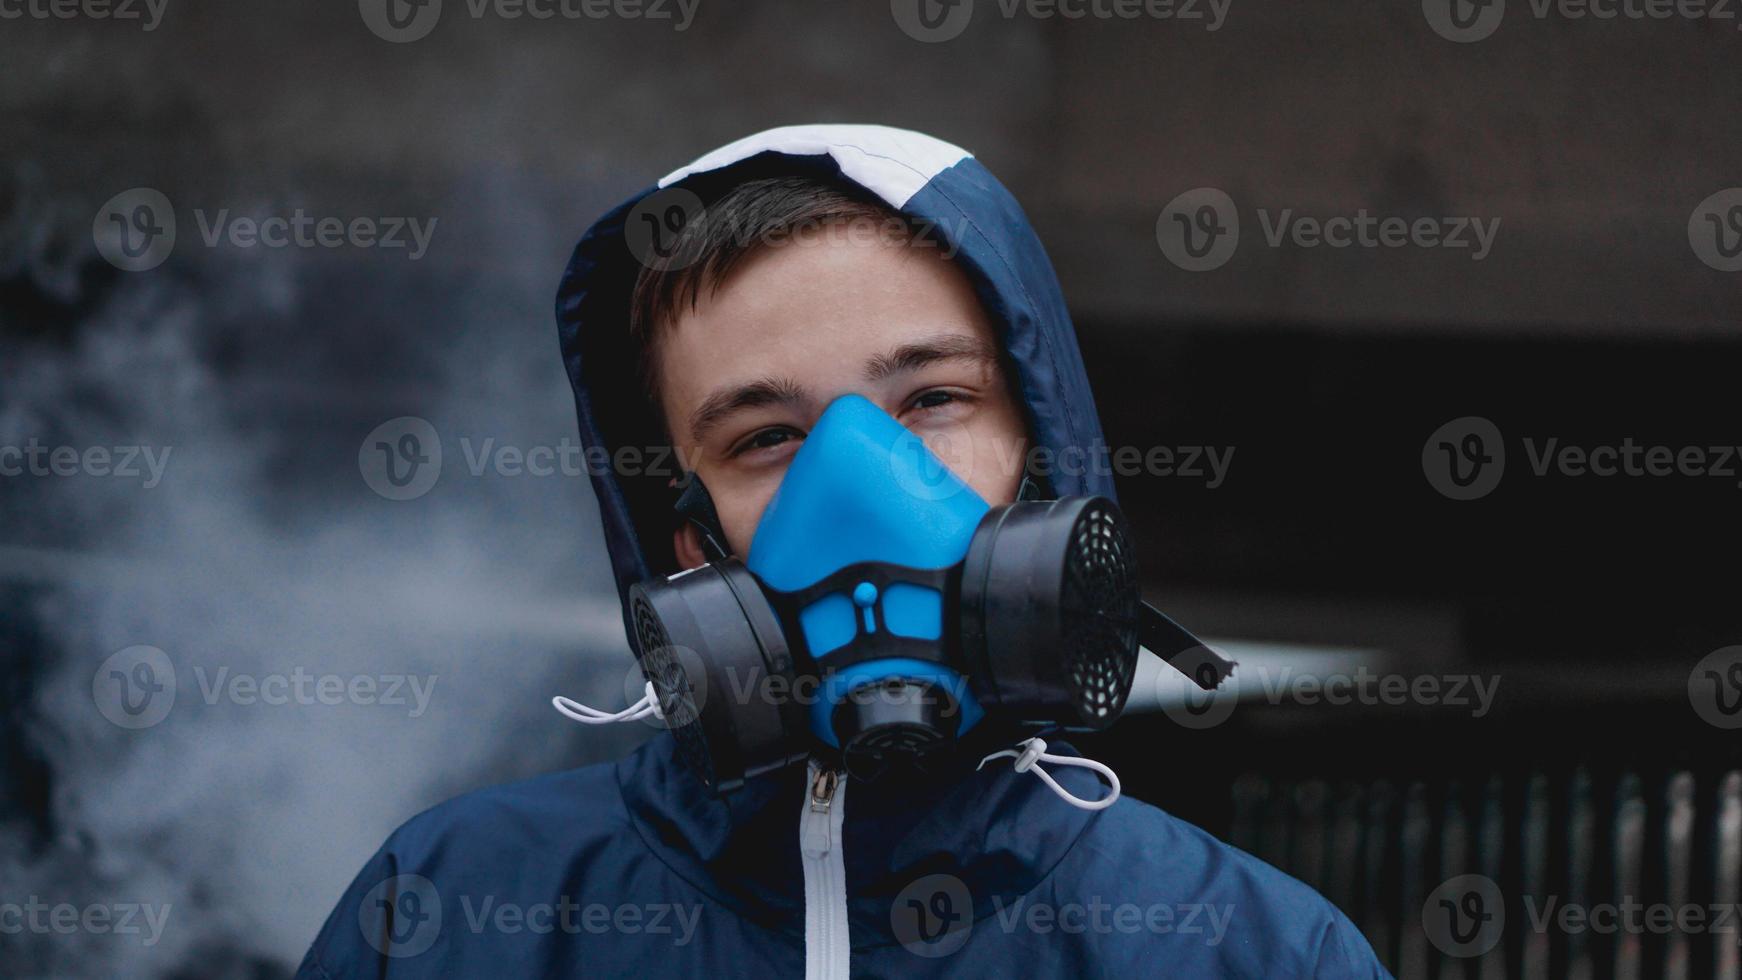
[655,235,997,428]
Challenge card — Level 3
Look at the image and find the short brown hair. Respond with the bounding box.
[628,176,922,411]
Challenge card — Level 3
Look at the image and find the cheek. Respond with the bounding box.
[963,446,1024,506]
[927,425,1025,507]
[710,475,781,559]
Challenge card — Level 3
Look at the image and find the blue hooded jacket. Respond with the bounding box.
[296,125,1388,979]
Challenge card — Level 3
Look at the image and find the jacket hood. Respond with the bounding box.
[554,124,1114,649]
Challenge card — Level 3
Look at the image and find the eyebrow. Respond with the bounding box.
[863,334,1000,382]
[687,375,809,443]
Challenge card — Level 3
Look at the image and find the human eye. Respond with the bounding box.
[729,426,803,459]
[905,387,974,417]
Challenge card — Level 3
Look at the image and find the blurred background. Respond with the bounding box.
[2,1,1739,977]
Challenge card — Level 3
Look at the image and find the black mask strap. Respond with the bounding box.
[673,476,731,563]
[1141,602,1235,691]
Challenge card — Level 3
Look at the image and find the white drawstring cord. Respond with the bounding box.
[551,681,664,725]
[555,693,1116,811]
[977,737,1121,812]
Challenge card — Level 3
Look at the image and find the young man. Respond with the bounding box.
[297,125,1387,978]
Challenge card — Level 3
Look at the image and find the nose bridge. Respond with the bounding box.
[745,394,987,593]
[817,389,927,431]
[813,391,890,431]
[799,393,975,505]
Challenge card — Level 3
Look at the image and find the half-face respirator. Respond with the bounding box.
[601,394,1232,791]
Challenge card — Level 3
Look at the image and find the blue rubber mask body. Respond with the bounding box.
[745,394,989,746]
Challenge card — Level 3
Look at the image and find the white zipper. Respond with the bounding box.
[800,759,849,980]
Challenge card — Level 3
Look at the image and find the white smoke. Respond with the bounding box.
[1,151,646,977]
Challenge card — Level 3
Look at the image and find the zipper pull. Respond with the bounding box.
[810,766,839,813]
[802,765,841,858]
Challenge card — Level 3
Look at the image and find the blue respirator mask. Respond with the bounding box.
[573,395,1231,792]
